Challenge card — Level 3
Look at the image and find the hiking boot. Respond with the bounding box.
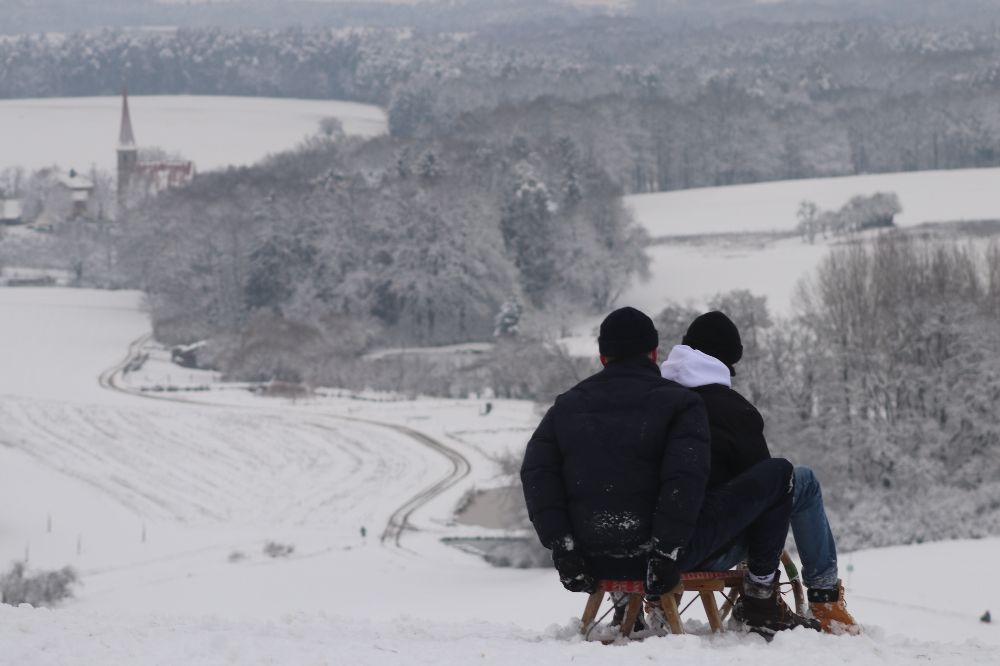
[610,593,648,633]
[808,580,860,635]
[643,598,668,635]
[734,573,821,638]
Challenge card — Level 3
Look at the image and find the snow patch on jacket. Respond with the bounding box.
[660,344,732,388]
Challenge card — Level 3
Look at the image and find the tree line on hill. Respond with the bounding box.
[4,16,1000,194]
[0,0,594,36]
[118,130,647,384]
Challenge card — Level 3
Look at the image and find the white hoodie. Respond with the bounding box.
[660,344,731,389]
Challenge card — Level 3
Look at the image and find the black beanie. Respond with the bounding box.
[682,311,743,376]
[598,307,659,358]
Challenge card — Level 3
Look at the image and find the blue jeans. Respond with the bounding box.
[697,466,839,590]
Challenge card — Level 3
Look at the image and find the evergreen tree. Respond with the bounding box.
[499,164,555,307]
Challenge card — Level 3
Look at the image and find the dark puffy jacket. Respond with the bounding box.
[520,357,710,579]
[690,384,771,489]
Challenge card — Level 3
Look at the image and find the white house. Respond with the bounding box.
[57,170,95,218]
[0,198,22,225]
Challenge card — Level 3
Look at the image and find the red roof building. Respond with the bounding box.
[117,89,195,214]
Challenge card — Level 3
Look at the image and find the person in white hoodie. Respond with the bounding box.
[660,311,860,635]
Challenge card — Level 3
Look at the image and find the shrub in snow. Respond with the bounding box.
[493,299,523,339]
[1,562,78,607]
[795,192,901,241]
[443,537,550,569]
[318,117,345,139]
[262,380,311,400]
[262,541,295,558]
[487,339,594,401]
[454,488,477,516]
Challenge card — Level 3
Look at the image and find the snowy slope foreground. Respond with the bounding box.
[0,96,387,174]
[1,287,998,665]
[4,598,998,666]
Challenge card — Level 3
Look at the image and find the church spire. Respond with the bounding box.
[118,87,137,149]
[117,86,139,216]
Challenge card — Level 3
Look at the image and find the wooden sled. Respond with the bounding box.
[580,551,805,640]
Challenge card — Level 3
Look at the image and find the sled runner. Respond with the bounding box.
[580,551,805,640]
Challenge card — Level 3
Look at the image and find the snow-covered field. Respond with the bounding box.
[617,168,1000,318]
[0,96,387,174]
[1,287,998,664]
[628,168,1000,238]
[616,234,832,319]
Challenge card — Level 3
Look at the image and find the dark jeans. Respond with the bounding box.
[698,466,839,590]
[588,457,794,580]
[678,457,794,577]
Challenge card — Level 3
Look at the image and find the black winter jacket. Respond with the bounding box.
[690,384,771,489]
[520,357,710,578]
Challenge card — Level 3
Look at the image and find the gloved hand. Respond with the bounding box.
[552,538,596,593]
[555,552,596,593]
[645,553,680,596]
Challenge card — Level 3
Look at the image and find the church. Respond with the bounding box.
[117,90,195,213]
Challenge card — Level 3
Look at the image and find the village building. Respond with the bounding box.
[24,167,99,229]
[1,92,194,227]
[117,90,195,213]
[58,170,95,218]
[0,198,22,225]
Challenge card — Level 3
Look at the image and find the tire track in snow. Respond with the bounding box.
[375,425,470,547]
[99,335,471,549]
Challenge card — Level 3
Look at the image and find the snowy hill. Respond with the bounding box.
[618,168,1000,317]
[627,168,1000,238]
[0,96,387,174]
[1,287,998,663]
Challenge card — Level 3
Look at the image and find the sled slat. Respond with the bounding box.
[581,591,604,634]
[700,591,724,633]
[620,595,643,638]
[661,589,684,635]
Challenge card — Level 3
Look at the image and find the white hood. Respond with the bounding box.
[660,345,731,389]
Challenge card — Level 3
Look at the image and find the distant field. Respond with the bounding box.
[627,168,1000,237]
[0,96,387,174]
[619,168,1000,317]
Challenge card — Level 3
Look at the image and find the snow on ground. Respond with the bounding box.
[0,96,387,174]
[0,288,148,404]
[0,265,75,287]
[628,168,1000,237]
[617,234,834,318]
[589,168,1000,328]
[1,287,998,664]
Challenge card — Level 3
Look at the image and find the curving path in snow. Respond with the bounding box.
[0,288,467,577]
[94,330,471,547]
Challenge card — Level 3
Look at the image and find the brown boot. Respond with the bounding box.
[734,573,821,639]
[808,580,861,635]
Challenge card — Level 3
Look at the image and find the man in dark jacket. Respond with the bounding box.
[660,311,859,634]
[521,306,819,635]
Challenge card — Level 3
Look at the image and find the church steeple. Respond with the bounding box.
[117,87,139,215]
[118,87,137,149]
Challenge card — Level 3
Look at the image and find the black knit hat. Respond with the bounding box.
[682,311,743,376]
[598,307,659,358]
